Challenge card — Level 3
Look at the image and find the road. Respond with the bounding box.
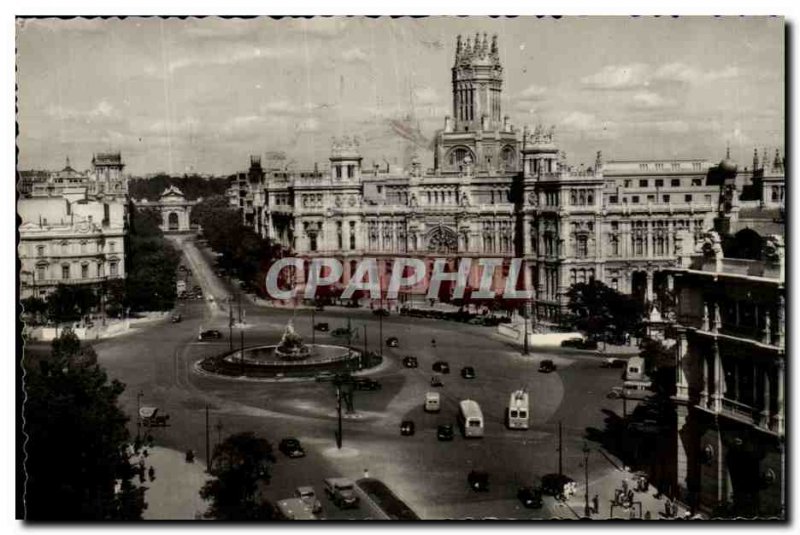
[82,236,639,520]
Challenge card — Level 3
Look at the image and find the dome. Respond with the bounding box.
[719,158,738,173]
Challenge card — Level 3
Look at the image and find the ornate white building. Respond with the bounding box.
[228,34,784,319]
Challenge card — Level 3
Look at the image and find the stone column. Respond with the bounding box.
[676,332,690,401]
[761,365,771,429]
[646,221,653,258]
[711,341,722,412]
[645,271,654,303]
[702,301,711,331]
[700,353,709,408]
[774,358,785,436]
[777,295,785,348]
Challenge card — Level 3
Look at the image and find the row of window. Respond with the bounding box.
[623,177,704,188]
[637,162,703,171]
[33,261,119,281]
[608,193,712,205]
[34,240,116,257]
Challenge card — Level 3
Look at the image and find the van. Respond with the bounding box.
[424,392,441,412]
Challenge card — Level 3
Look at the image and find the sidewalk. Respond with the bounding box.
[133,446,209,520]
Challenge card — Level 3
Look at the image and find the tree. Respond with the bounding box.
[566,280,645,341]
[21,296,47,324]
[125,205,180,312]
[23,330,145,519]
[200,432,276,520]
[45,284,97,324]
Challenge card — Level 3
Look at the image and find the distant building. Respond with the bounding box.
[132,185,200,233]
[25,153,128,201]
[18,196,127,299]
[226,33,784,322]
[669,230,785,517]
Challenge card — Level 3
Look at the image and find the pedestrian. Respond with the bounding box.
[627,489,634,505]
[431,338,436,348]
[664,500,671,518]
[148,466,155,482]
[644,511,651,520]
[592,494,599,514]
[363,468,370,479]
[622,479,628,494]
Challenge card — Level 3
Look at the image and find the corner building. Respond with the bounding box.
[230,34,779,319]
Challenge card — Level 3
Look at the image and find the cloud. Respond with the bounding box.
[631,91,677,109]
[341,47,370,63]
[581,62,743,90]
[167,44,299,72]
[413,86,441,106]
[518,84,547,100]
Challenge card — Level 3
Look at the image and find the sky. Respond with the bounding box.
[16,16,784,176]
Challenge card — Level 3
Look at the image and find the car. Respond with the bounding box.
[468,470,490,492]
[323,477,360,509]
[178,265,188,272]
[430,376,444,387]
[354,378,381,391]
[432,361,450,374]
[373,308,390,317]
[315,371,336,382]
[402,356,418,368]
[170,313,182,323]
[607,386,624,399]
[315,303,325,312]
[460,366,476,379]
[198,329,223,341]
[400,420,415,436]
[540,473,577,497]
[561,338,599,350]
[331,327,352,338]
[517,486,543,508]
[344,300,359,308]
[385,336,399,347]
[279,438,306,458]
[314,322,329,332]
[294,486,323,514]
[436,424,454,441]
[538,360,556,373]
[600,358,627,368]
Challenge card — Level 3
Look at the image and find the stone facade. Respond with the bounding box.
[18,197,127,299]
[133,185,199,233]
[227,34,782,319]
[26,153,128,202]
[669,232,785,518]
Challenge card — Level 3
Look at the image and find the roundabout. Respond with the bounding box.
[196,320,381,379]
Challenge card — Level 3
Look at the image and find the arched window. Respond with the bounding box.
[448,147,473,167]
[501,146,516,170]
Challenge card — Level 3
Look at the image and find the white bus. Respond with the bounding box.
[506,389,530,430]
[458,399,484,438]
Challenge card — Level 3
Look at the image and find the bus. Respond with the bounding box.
[506,389,530,430]
[623,380,652,400]
[276,498,319,520]
[458,399,484,438]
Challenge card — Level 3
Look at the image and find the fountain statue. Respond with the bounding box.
[275,320,311,361]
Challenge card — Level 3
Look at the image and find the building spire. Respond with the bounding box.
[456,34,462,60]
[753,147,759,171]
[725,142,730,160]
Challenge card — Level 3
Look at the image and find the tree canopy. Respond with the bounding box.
[23,329,145,520]
[566,280,644,341]
[128,175,231,202]
[200,432,276,520]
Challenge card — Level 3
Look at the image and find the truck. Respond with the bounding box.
[323,477,360,509]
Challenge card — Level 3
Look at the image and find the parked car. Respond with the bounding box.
[279,438,306,458]
[294,486,322,514]
[400,420,415,436]
[385,336,399,347]
[561,338,599,350]
[432,361,450,374]
[517,486,543,508]
[354,378,381,391]
[600,358,627,368]
[541,473,577,497]
[468,470,490,492]
[170,313,182,323]
[315,371,336,382]
[430,376,444,387]
[314,322,329,332]
[198,329,223,341]
[331,327,352,338]
[139,406,169,427]
[402,356,418,368]
[373,308,390,317]
[324,477,360,509]
[607,386,624,399]
[460,366,476,379]
[538,359,556,373]
[436,424,454,441]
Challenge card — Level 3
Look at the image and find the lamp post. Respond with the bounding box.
[583,442,591,518]
[136,390,144,440]
[522,300,530,355]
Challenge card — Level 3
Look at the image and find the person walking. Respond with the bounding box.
[592,494,599,515]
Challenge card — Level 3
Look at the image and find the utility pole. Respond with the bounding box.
[379,311,383,357]
[558,420,563,478]
[205,404,210,472]
[215,420,224,448]
[240,329,245,376]
[335,383,343,449]
[228,298,233,351]
[583,442,591,517]
[522,300,529,355]
[311,308,316,345]
[363,324,368,356]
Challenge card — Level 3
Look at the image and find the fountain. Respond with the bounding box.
[197,318,381,380]
[274,321,311,361]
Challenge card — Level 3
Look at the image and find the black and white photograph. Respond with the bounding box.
[14,13,787,522]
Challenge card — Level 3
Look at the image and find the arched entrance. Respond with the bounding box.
[168,212,180,231]
[426,225,458,254]
[631,271,648,304]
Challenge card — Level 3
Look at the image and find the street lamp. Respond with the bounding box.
[583,442,591,518]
